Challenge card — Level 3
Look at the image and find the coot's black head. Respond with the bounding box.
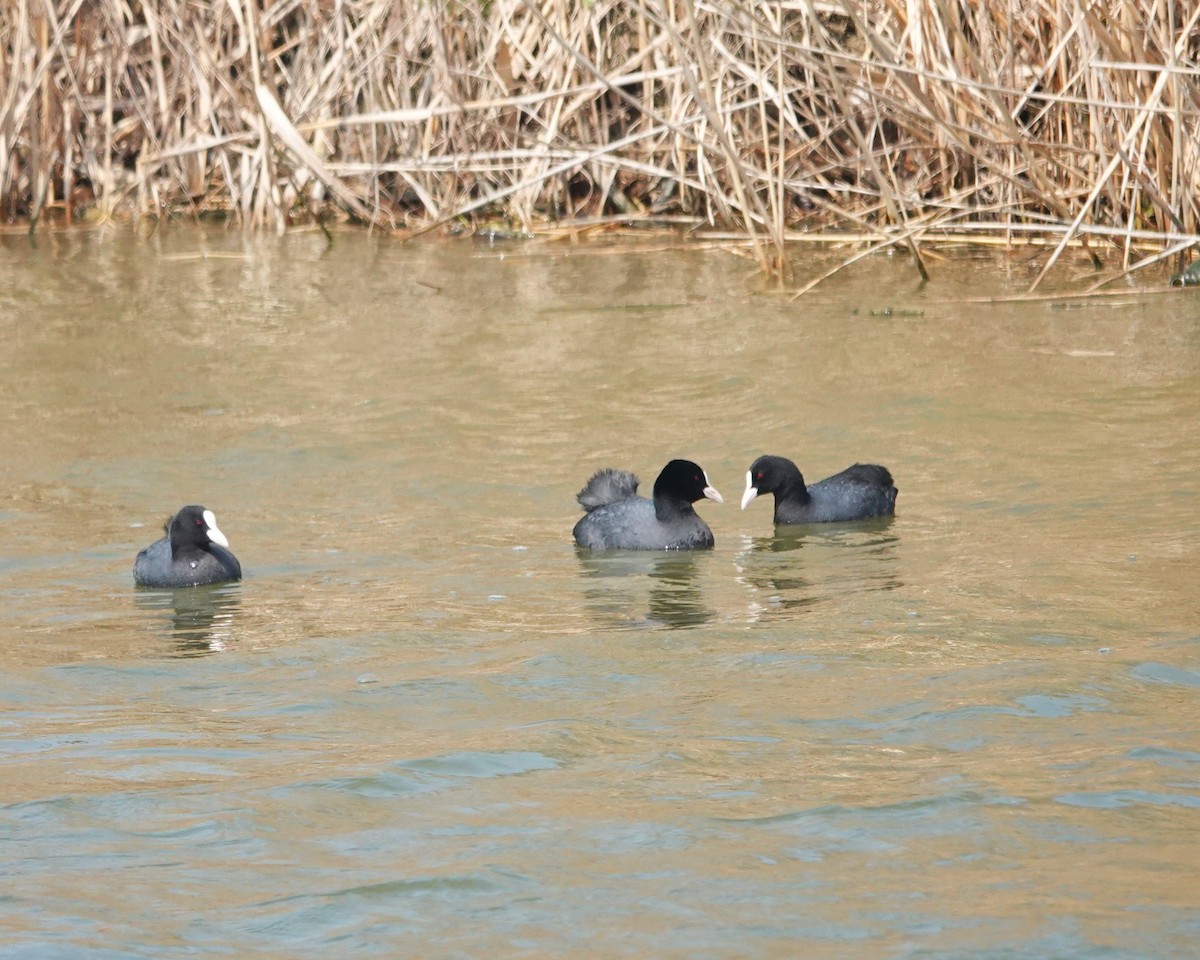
[741,455,804,509]
[168,505,230,551]
[654,459,724,505]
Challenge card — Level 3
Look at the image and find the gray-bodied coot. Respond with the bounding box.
[741,455,897,524]
[133,505,242,587]
[573,459,724,550]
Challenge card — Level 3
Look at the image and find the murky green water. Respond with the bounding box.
[1,227,1197,959]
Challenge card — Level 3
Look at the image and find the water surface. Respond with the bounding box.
[0,228,1197,958]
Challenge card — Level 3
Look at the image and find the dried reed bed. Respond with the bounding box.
[3,0,1199,284]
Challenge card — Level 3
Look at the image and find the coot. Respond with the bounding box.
[133,505,242,587]
[741,455,897,524]
[573,459,723,550]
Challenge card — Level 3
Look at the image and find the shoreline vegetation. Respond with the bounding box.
[2,0,1199,288]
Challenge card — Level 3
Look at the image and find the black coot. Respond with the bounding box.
[741,455,897,524]
[133,505,242,587]
[573,459,724,550]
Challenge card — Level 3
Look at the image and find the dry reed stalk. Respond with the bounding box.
[0,0,1198,287]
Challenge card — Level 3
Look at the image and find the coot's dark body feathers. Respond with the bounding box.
[742,455,897,525]
[133,505,242,588]
[575,468,640,513]
[573,459,723,551]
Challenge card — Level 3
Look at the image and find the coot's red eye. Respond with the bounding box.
[756,472,763,479]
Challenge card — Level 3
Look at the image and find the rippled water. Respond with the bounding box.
[1,228,1198,959]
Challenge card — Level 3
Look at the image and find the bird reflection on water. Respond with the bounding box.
[575,551,713,630]
[134,583,242,655]
[735,517,902,621]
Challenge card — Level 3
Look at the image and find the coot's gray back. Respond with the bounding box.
[793,463,897,523]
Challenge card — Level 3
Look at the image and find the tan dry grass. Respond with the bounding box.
[2,0,1199,285]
